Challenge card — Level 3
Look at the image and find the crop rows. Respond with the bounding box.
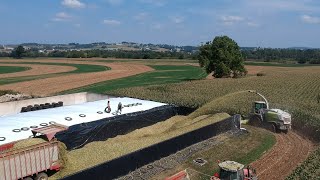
[110,65,320,178]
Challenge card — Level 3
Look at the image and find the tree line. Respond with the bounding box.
[242,48,320,64]
[1,45,197,60]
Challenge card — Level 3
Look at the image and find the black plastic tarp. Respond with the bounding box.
[56,105,178,150]
[61,115,241,180]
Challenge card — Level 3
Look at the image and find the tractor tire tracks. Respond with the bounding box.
[250,131,314,180]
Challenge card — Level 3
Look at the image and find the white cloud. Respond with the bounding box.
[170,16,184,24]
[74,23,81,27]
[102,19,121,25]
[62,0,85,9]
[52,12,72,22]
[220,15,244,25]
[139,0,167,7]
[134,12,149,21]
[301,15,320,24]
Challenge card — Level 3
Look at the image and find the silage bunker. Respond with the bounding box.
[0,92,191,149]
[62,115,241,180]
[56,104,182,149]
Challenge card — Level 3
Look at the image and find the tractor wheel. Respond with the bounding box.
[22,177,33,180]
[249,115,262,127]
[35,172,48,180]
[283,129,289,134]
[263,123,276,133]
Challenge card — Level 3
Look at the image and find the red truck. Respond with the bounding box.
[0,124,67,180]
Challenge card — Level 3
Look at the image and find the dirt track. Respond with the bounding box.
[251,131,314,180]
[0,62,153,96]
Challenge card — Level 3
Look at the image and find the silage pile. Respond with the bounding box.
[51,112,230,179]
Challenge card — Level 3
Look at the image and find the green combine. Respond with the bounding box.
[248,90,292,133]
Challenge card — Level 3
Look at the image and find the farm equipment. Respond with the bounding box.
[248,90,292,133]
[212,161,257,180]
[0,124,67,180]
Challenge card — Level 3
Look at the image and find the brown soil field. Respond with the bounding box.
[0,64,76,78]
[0,59,153,96]
[251,131,314,180]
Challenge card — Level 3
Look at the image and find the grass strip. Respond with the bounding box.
[61,65,207,94]
[0,66,30,74]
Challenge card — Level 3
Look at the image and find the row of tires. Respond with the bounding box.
[21,101,63,113]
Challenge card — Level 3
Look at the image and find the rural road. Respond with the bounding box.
[250,131,314,180]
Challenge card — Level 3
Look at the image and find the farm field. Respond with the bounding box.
[0,65,30,74]
[109,63,320,178]
[0,59,153,95]
[0,58,319,179]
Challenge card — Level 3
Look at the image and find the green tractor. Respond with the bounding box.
[248,90,291,133]
[211,161,258,180]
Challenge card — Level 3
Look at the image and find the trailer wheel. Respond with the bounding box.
[22,177,33,180]
[35,172,48,180]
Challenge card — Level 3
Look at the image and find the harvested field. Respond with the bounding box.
[0,64,76,78]
[0,60,154,95]
[51,112,230,179]
[251,131,314,180]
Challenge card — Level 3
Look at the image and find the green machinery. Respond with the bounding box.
[248,90,291,133]
[212,161,258,180]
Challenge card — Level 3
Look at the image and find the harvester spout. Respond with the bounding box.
[248,90,269,109]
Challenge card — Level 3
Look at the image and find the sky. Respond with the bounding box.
[0,0,320,48]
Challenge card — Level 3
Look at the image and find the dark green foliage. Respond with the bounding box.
[198,36,247,78]
[11,45,25,59]
[242,48,320,64]
[3,49,196,60]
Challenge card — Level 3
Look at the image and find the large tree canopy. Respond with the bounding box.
[12,45,26,59]
[198,36,247,78]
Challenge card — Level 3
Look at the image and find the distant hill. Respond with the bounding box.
[288,47,315,50]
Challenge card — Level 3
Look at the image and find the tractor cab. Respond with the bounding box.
[212,161,257,180]
[253,101,267,114]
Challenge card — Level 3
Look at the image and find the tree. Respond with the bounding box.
[12,45,25,59]
[199,36,247,78]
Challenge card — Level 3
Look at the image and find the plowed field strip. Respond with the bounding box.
[251,131,314,180]
[0,62,153,95]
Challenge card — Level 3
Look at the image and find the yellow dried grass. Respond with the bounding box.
[51,112,229,178]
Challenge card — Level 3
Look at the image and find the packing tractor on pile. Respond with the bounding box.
[211,161,257,180]
[248,90,292,133]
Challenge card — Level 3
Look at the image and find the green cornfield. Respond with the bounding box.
[110,65,320,178]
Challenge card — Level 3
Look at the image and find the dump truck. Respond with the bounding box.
[248,90,292,133]
[211,161,257,180]
[0,124,67,180]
